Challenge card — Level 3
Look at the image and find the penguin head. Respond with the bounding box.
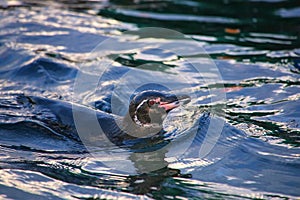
[128,91,190,126]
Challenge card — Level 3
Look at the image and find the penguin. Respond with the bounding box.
[17,90,190,148]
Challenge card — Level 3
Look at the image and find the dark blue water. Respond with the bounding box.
[0,0,300,199]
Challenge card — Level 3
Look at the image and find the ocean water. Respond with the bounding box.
[0,0,299,199]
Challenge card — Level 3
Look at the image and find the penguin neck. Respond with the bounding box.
[121,112,164,139]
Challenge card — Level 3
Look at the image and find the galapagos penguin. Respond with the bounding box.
[17,90,190,147]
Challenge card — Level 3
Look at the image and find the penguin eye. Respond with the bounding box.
[148,99,155,106]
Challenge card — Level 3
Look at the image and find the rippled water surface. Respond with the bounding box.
[0,0,300,199]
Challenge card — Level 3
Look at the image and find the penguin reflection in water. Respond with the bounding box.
[18,90,191,193]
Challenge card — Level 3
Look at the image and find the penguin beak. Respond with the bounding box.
[159,94,191,112]
[159,101,180,112]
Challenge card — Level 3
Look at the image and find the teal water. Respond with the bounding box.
[0,0,299,199]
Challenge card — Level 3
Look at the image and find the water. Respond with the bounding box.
[0,0,300,199]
